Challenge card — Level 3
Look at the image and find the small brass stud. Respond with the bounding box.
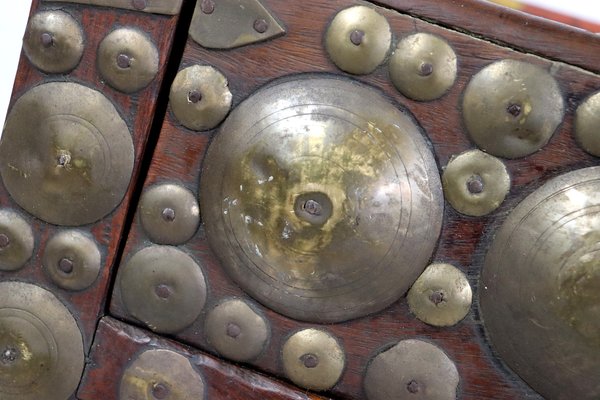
[574,91,600,157]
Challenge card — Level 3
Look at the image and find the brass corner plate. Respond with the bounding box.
[42,0,183,15]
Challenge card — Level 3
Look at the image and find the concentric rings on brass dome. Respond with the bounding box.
[0,210,34,272]
[481,166,600,400]
[389,33,457,101]
[364,339,459,400]
[0,82,134,226]
[0,281,84,400]
[119,349,205,400]
[23,11,84,74]
[463,59,564,158]
[200,77,443,323]
[325,6,392,75]
[118,246,207,334]
[98,27,159,93]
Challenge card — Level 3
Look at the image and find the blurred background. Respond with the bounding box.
[1,1,599,130]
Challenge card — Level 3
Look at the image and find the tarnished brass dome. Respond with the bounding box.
[481,166,600,400]
[200,77,443,323]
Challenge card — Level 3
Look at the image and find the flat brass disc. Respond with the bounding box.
[169,65,233,131]
[281,328,345,391]
[325,6,392,75]
[139,183,200,245]
[364,339,459,400]
[480,166,600,400]
[442,149,510,216]
[389,33,457,101]
[462,59,564,158]
[575,91,600,157]
[0,281,84,400]
[0,210,34,272]
[204,298,269,362]
[98,28,159,93]
[119,349,205,400]
[407,263,472,327]
[200,77,443,323]
[0,82,134,226]
[23,11,84,74]
[119,245,207,334]
[43,230,101,291]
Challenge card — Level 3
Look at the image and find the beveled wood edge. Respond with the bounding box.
[374,0,600,74]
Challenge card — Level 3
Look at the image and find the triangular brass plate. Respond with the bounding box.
[189,0,286,49]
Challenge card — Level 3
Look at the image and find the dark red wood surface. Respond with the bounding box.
[79,317,327,400]
[107,1,600,399]
[0,0,180,351]
[376,0,600,74]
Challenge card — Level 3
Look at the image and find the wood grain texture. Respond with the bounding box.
[109,0,600,399]
[78,317,327,400]
[375,0,600,74]
[0,0,180,352]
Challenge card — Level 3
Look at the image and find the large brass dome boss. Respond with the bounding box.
[481,167,600,399]
[0,82,134,226]
[200,77,443,323]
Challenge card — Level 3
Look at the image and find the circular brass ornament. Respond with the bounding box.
[43,230,101,291]
[200,77,443,323]
[0,210,34,272]
[407,263,472,327]
[119,245,207,334]
[480,167,600,400]
[575,92,600,157]
[364,339,459,400]
[169,65,232,131]
[442,149,510,216]
[139,183,200,245]
[325,6,392,75]
[0,82,134,226]
[282,328,345,391]
[119,349,205,400]
[0,281,84,400]
[204,298,269,362]
[389,33,457,101]
[462,59,564,158]
[98,27,159,93]
[23,11,84,74]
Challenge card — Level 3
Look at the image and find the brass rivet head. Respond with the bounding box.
[574,91,600,157]
[40,32,53,48]
[364,339,459,400]
[442,150,510,216]
[24,11,84,73]
[253,18,269,34]
[226,322,241,338]
[462,59,564,158]
[161,207,176,222]
[408,263,472,327]
[132,0,147,10]
[0,233,10,249]
[151,382,170,399]
[325,6,392,75]
[116,53,132,69]
[406,380,420,394]
[58,258,74,274]
[389,33,457,101]
[300,353,319,369]
[200,0,215,14]
[349,29,365,46]
[282,329,345,390]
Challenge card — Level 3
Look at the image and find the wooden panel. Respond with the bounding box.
[0,0,181,351]
[109,0,600,399]
[78,317,327,400]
